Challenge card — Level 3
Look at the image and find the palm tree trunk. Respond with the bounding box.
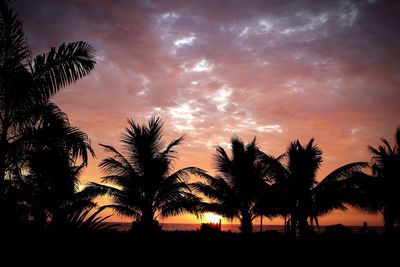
[140,204,159,233]
[289,210,297,239]
[298,216,309,238]
[142,209,154,224]
[240,211,253,234]
[383,207,395,234]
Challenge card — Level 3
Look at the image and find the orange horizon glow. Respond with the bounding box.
[107,210,383,227]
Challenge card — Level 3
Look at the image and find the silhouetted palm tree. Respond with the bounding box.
[0,3,95,206]
[263,139,367,238]
[4,103,95,228]
[87,117,201,233]
[350,128,400,233]
[192,137,267,234]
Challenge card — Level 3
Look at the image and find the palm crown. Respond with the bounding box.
[350,128,400,233]
[264,139,367,237]
[192,137,267,234]
[87,117,201,233]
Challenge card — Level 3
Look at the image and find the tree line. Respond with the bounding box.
[1,3,399,238]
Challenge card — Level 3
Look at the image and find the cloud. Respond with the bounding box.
[174,35,196,47]
[182,59,214,72]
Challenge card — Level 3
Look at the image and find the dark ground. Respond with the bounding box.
[2,229,398,265]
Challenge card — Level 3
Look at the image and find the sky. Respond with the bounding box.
[15,0,400,226]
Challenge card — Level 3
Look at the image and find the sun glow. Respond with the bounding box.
[204,213,222,224]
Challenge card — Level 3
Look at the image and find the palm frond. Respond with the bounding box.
[65,206,117,232]
[99,157,134,176]
[101,204,140,219]
[190,168,218,183]
[158,192,201,218]
[166,167,204,183]
[380,138,393,153]
[31,41,95,100]
[368,145,381,157]
[99,144,140,177]
[85,182,124,199]
[214,145,233,176]
[163,135,184,157]
[154,181,191,208]
[320,162,369,184]
[0,3,30,65]
[191,182,223,201]
[197,202,239,220]
[31,102,94,165]
[191,178,240,212]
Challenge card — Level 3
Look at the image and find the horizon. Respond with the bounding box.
[14,0,400,226]
[109,221,384,227]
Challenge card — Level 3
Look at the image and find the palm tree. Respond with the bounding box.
[263,139,367,238]
[0,3,95,204]
[4,104,95,228]
[192,137,268,234]
[87,117,201,233]
[350,128,400,234]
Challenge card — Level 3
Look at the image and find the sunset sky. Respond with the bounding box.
[15,0,400,225]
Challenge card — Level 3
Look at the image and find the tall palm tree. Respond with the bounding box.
[263,139,367,238]
[87,117,201,233]
[350,128,400,233]
[192,137,268,234]
[0,3,95,203]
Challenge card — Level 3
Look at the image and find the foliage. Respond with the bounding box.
[87,117,201,233]
[350,128,400,233]
[192,136,267,234]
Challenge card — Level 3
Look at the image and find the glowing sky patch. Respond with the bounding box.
[189,59,214,73]
[257,125,283,133]
[211,86,232,112]
[174,35,196,48]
